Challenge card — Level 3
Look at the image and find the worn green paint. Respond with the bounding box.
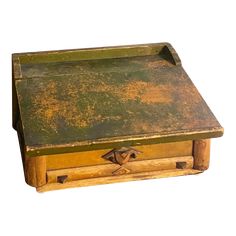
[14,43,177,65]
[13,43,223,157]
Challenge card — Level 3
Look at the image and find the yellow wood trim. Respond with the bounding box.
[193,139,211,171]
[47,156,193,183]
[46,141,193,170]
[37,168,201,192]
[24,156,46,187]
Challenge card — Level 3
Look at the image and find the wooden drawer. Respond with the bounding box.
[46,141,193,170]
[47,156,194,184]
[44,141,194,187]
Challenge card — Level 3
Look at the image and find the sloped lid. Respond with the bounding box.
[13,43,223,157]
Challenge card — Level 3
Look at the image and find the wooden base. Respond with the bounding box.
[20,139,211,192]
[37,169,202,192]
[46,156,194,184]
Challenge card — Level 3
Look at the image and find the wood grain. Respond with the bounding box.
[35,156,47,187]
[24,156,37,187]
[193,139,210,171]
[37,169,201,192]
[46,141,193,170]
[24,156,46,187]
[47,156,193,183]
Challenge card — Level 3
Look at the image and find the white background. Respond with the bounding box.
[0,1,234,235]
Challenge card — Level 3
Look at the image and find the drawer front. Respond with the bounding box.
[47,156,193,184]
[46,141,193,170]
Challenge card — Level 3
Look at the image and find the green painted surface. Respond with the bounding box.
[17,43,163,64]
[14,44,223,156]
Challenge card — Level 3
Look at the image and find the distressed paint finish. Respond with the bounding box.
[13,43,223,156]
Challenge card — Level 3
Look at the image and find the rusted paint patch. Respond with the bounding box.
[121,81,172,104]
[31,81,94,131]
[22,67,175,135]
[90,80,172,104]
[146,60,171,69]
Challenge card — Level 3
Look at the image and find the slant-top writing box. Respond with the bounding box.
[12,43,223,192]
